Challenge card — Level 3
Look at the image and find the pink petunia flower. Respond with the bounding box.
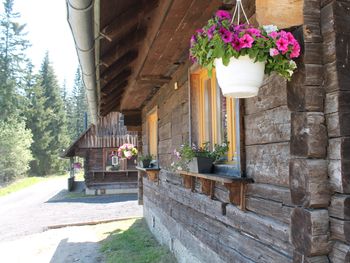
[247,28,261,37]
[268,31,278,39]
[285,32,296,44]
[276,37,289,54]
[240,34,254,48]
[290,42,300,58]
[269,48,279,57]
[195,29,204,35]
[207,25,216,40]
[216,10,231,20]
[231,37,243,51]
[219,27,233,43]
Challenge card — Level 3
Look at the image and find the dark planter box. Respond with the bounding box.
[139,160,151,168]
[188,157,214,173]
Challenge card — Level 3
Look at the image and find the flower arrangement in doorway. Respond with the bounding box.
[117,143,138,159]
[189,5,300,98]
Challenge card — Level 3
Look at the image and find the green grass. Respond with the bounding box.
[101,218,177,263]
[0,175,63,197]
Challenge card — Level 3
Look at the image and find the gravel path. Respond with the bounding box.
[0,177,143,242]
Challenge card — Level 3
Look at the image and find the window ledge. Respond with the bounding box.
[136,166,160,183]
[176,171,253,211]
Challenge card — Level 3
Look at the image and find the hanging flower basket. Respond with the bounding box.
[189,5,300,98]
[215,55,265,98]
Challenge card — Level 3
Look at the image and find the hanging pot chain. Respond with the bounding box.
[231,0,250,25]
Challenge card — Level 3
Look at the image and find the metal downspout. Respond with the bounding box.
[66,0,98,124]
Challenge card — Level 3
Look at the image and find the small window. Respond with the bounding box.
[192,68,241,173]
[147,107,158,157]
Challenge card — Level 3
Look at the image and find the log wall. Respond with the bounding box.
[139,1,350,262]
[322,0,350,261]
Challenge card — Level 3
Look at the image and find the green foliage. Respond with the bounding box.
[0,0,30,119]
[26,53,69,175]
[171,142,229,171]
[189,11,300,80]
[101,219,176,263]
[0,118,33,183]
[66,67,89,142]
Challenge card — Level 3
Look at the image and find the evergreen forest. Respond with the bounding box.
[0,0,89,183]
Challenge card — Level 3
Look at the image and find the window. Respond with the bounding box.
[192,68,241,171]
[147,107,158,157]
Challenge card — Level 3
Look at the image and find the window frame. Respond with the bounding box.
[190,67,243,176]
[147,106,158,158]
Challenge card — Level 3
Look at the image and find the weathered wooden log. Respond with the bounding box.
[144,196,292,263]
[247,183,293,205]
[256,0,303,28]
[289,159,329,208]
[293,252,329,263]
[329,241,350,263]
[326,112,350,138]
[291,112,327,158]
[246,142,290,187]
[329,194,350,220]
[330,217,350,243]
[145,174,293,253]
[245,74,287,115]
[246,196,292,224]
[291,208,330,256]
[329,159,350,194]
[325,91,350,115]
[244,106,291,145]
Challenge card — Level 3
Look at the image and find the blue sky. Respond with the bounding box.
[14,0,78,91]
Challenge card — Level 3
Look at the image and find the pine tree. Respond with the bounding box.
[68,67,89,141]
[27,53,69,175]
[0,0,30,120]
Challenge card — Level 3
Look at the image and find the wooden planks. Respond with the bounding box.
[256,0,303,28]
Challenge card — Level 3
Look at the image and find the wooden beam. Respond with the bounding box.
[123,110,142,126]
[138,75,172,85]
[101,82,127,105]
[101,26,147,67]
[256,0,304,28]
[101,69,132,94]
[100,50,138,83]
[101,0,159,41]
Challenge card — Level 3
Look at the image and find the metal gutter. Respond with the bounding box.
[66,0,98,124]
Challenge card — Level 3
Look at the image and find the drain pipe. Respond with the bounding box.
[67,0,98,124]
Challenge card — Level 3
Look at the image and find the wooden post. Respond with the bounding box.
[138,170,143,205]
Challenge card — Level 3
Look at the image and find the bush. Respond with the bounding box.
[0,119,33,183]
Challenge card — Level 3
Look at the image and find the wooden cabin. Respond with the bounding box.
[67,0,350,262]
[63,112,139,195]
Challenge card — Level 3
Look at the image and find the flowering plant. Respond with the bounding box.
[189,10,300,80]
[171,142,229,171]
[117,143,138,159]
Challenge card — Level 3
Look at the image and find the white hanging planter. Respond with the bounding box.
[215,55,266,98]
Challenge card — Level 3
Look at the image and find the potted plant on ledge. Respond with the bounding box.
[189,8,300,98]
[138,154,153,168]
[172,142,229,173]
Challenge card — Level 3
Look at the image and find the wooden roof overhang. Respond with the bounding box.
[97,0,250,125]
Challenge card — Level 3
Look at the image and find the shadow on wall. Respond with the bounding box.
[50,238,102,263]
